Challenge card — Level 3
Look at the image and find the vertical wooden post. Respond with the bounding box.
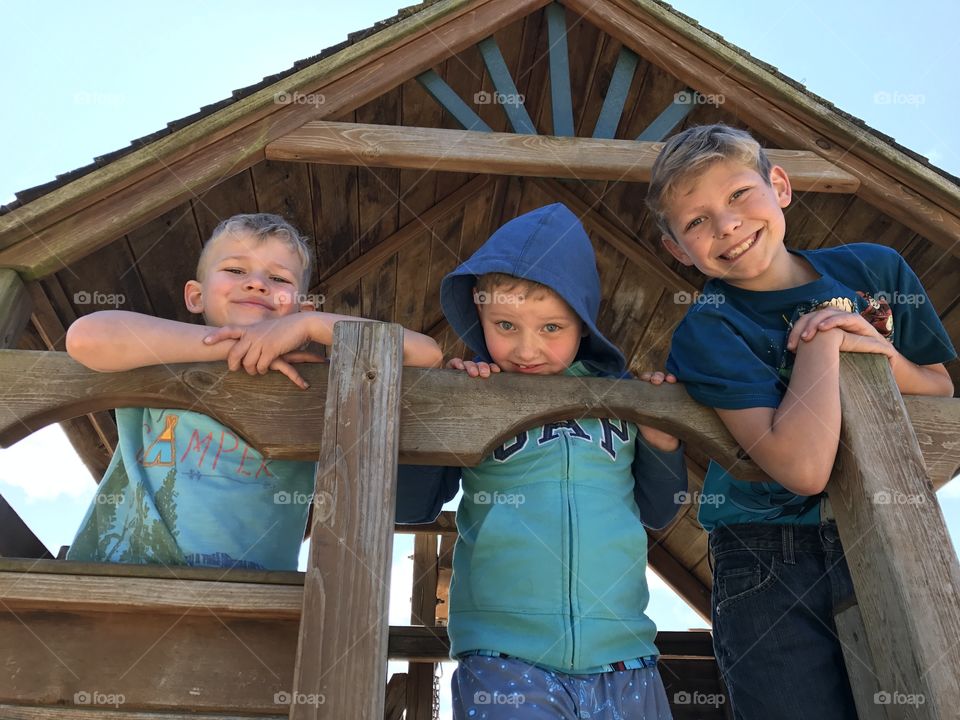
[407,534,440,720]
[834,599,889,720]
[289,321,404,720]
[0,270,31,349]
[830,353,960,719]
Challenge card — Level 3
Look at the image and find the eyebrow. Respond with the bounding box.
[217,256,296,274]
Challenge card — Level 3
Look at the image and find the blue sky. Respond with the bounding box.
[1,0,958,712]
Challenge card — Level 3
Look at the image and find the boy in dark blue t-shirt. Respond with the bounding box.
[646,124,955,719]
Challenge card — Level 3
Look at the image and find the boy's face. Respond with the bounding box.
[184,231,309,327]
[660,160,793,291]
[475,285,583,375]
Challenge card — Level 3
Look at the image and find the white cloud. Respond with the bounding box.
[0,424,95,501]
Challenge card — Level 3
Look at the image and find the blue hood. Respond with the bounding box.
[440,203,626,376]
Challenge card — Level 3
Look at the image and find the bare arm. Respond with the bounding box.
[66,311,233,371]
[203,312,443,374]
[717,328,846,497]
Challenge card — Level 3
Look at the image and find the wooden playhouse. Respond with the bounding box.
[1,1,959,718]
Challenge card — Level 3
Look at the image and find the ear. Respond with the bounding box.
[661,234,694,267]
[184,280,204,315]
[769,165,792,208]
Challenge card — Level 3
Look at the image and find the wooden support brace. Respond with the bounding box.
[592,46,639,139]
[416,70,493,133]
[0,494,53,559]
[0,268,31,349]
[477,36,537,134]
[834,598,889,720]
[407,534,440,720]
[830,353,960,719]
[545,3,575,136]
[635,90,696,142]
[289,321,404,720]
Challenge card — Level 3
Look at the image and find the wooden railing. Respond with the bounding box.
[0,322,958,718]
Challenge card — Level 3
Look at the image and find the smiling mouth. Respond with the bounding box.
[720,231,759,261]
[514,363,544,372]
[236,300,273,310]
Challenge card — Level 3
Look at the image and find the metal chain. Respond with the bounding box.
[432,663,442,720]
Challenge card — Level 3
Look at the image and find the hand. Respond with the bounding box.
[203,315,325,389]
[639,425,680,452]
[637,370,677,385]
[787,309,894,358]
[447,357,501,378]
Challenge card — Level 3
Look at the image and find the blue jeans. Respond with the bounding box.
[710,523,858,720]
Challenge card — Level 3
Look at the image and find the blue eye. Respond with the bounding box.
[271,276,292,284]
[732,187,749,200]
[225,268,244,275]
[496,321,514,331]
[685,218,703,232]
[544,323,560,333]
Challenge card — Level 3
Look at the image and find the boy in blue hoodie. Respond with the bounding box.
[402,203,687,719]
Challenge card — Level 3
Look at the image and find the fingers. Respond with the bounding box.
[270,359,309,389]
[447,358,498,378]
[446,357,465,370]
[638,370,676,385]
[203,326,242,345]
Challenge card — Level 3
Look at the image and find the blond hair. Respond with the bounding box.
[646,124,772,237]
[197,213,313,288]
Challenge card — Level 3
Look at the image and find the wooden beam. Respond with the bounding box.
[0,269,31,349]
[0,495,53,559]
[533,176,696,292]
[830,354,960,718]
[0,0,551,277]
[477,37,537,134]
[635,90,696,142]
[416,69,493,132]
[315,175,490,299]
[592,46,639,139]
[407,534,439,720]
[395,510,458,536]
[384,673,408,720]
[290,322,403,720]
[0,708,262,720]
[545,3,575,137]
[562,0,960,257]
[266,120,860,193]
[834,599,889,720]
[2,350,959,487]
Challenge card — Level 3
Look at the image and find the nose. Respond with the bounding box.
[244,272,270,293]
[715,209,742,238]
[513,332,540,362]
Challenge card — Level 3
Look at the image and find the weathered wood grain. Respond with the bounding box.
[290,322,403,720]
[266,121,860,193]
[2,350,958,487]
[831,354,960,719]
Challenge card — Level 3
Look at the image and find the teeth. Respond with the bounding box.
[723,234,757,260]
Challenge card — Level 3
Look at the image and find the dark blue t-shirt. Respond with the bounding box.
[666,243,956,529]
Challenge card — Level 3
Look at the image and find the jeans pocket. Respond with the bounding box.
[714,552,777,612]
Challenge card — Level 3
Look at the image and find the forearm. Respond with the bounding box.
[720,331,843,495]
[633,437,687,529]
[66,311,229,371]
[305,314,443,368]
[889,354,954,397]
